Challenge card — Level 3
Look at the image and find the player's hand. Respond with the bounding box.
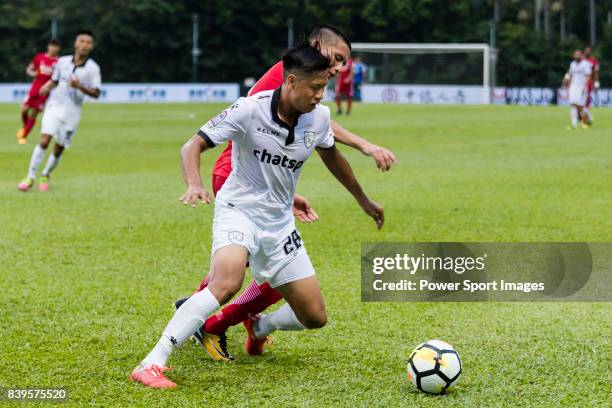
[359,198,384,229]
[69,77,81,89]
[594,80,600,89]
[293,194,319,223]
[362,143,397,172]
[179,185,211,207]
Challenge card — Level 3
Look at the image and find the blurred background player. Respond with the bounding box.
[335,56,353,115]
[563,49,591,130]
[18,30,101,192]
[583,46,600,125]
[16,38,60,144]
[175,25,396,362]
[352,55,367,102]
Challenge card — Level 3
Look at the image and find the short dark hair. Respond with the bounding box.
[76,30,94,39]
[282,43,331,79]
[47,38,60,46]
[307,24,351,51]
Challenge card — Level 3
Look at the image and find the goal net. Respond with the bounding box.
[340,43,492,104]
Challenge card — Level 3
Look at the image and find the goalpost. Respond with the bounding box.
[348,43,493,104]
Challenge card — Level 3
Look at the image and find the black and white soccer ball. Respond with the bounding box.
[407,339,462,394]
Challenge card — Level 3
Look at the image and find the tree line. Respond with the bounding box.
[0,0,609,87]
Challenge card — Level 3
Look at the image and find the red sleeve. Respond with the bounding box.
[247,61,284,96]
[31,53,42,68]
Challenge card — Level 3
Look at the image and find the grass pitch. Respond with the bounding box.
[0,103,610,407]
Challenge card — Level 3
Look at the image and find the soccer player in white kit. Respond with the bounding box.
[131,43,384,388]
[18,30,101,192]
[563,49,592,130]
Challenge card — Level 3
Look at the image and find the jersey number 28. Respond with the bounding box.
[283,229,302,255]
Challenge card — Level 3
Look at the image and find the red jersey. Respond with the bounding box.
[339,59,353,83]
[586,56,599,89]
[28,52,58,96]
[212,61,284,178]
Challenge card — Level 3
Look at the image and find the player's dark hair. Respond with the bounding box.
[307,24,351,51]
[77,30,95,39]
[48,38,60,46]
[282,43,331,79]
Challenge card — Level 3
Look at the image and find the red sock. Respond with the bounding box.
[24,116,37,137]
[204,281,283,335]
[21,111,28,127]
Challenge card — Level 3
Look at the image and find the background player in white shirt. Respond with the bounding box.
[18,30,101,192]
[563,49,592,130]
[131,43,384,388]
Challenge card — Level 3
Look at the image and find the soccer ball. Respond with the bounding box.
[407,339,462,394]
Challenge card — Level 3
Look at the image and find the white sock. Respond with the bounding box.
[141,288,220,367]
[570,107,579,127]
[583,107,592,121]
[28,145,46,180]
[42,153,61,177]
[254,303,305,339]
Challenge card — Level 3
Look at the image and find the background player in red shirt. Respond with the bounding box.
[583,46,600,125]
[335,57,354,115]
[177,25,397,361]
[17,38,60,144]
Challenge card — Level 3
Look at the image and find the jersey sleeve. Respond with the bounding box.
[31,53,41,69]
[90,65,102,89]
[198,98,251,147]
[51,59,62,81]
[316,110,335,150]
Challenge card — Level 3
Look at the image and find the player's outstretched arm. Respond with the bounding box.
[330,121,396,172]
[316,145,384,229]
[69,77,101,98]
[179,134,212,207]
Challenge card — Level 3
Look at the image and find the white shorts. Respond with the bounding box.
[211,204,315,288]
[568,85,587,106]
[41,107,78,147]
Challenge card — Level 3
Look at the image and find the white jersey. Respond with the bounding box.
[46,55,101,126]
[199,88,335,230]
[568,59,592,90]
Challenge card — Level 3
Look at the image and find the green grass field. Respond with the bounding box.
[0,102,610,407]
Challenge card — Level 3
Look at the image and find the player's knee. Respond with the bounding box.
[213,283,240,304]
[209,275,242,304]
[301,309,327,329]
[39,135,51,149]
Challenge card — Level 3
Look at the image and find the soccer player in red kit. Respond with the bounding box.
[335,57,354,115]
[175,25,396,361]
[17,38,60,144]
[583,46,600,125]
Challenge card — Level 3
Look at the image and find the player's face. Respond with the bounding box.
[319,41,350,78]
[47,43,60,57]
[74,34,94,56]
[584,47,592,57]
[573,50,582,61]
[288,71,329,113]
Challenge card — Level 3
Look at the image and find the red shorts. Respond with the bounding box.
[24,93,48,111]
[336,82,354,98]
